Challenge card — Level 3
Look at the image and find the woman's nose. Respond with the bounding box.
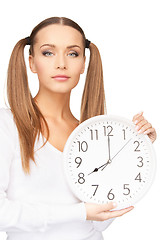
[55,54,67,69]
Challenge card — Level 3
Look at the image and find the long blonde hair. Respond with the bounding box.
[7,17,107,174]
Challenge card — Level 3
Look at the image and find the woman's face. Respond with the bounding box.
[29,24,86,94]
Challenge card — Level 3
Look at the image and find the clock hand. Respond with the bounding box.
[88,138,132,175]
[101,138,132,170]
[88,162,110,175]
[111,138,132,161]
[108,135,111,162]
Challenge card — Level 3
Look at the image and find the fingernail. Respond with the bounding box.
[135,125,140,131]
[134,120,138,124]
[138,111,143,115]
[129,206,134,210]
[113,202,117,208]
[138,129,142,134]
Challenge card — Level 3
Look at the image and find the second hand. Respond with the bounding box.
[101,138,132,170]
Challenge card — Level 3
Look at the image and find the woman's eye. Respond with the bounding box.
[42,51,53,57]
[68,52,79,57]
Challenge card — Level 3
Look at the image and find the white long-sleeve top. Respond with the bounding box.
[0,107,114,240]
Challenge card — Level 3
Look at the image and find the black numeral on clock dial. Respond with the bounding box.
[77,141,88,152]
[103,125,114,137]
[107,125,113,136]
[78,173,85,184]
[137,156,144,167]
[75,157,82,168]
[122,129,126,140]
[92,185,99,196]
[90,129,98,140]
[107,189,115,200]
[135,173,142,182]
[123,184,130,195]
[134,141,141,152]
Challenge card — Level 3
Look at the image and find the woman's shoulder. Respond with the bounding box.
[0,107,14,122]
[0,107,12,115]
[0,107,16,134]
[0,107,17,156]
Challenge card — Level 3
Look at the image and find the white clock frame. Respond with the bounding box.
[63,115,156,209]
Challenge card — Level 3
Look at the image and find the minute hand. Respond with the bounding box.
[101,138,132,171]
[108,135,111,162]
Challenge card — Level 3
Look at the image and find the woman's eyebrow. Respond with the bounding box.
[40,44,81,49]
[40,44,55,48]
[67,45,81,49]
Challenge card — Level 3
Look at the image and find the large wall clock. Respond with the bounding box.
[63,115,156,209]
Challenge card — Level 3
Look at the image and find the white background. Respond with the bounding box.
[0,0,160,239]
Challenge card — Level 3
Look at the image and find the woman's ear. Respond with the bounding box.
[81,56,86,74]
[29,55,37,73]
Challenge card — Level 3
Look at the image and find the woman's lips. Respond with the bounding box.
[52,75,70,81]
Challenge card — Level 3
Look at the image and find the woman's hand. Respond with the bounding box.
[85,202,134,221]
[132,111,157,143]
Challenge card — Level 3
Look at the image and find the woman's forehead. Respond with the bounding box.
[35,24,84,46]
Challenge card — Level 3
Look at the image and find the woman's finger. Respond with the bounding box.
[105,206,134,219]
[135,119,148,131]
[132,111,143,122]
[134,115,145,125]
[136,122,152,134]
[144,127,156,135]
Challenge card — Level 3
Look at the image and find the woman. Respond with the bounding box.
[0,17,156,240]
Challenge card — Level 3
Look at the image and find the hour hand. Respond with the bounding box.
[88,161,110,176]
[88,168,99,175]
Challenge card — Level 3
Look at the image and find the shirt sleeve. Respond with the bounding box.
[0,108,86,232]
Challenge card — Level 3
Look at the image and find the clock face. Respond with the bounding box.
[63,115,156,209]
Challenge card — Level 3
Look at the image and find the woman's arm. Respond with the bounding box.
[0,110,86,232]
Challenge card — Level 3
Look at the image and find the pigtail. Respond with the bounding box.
[79,42,107,123]
[7,38,49,174]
